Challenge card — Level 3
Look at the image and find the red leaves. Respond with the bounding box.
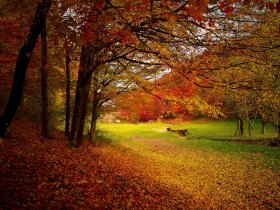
[0,119,194,209]
[219,0,235,15]
[184,0,209,20]
[94,0,104,10]
[111,29,138,46]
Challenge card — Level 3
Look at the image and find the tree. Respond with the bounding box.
[41,12,49,138]
[89,62,132,142]
[0,0,52,137]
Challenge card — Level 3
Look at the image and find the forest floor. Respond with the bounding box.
[1,119,280,209]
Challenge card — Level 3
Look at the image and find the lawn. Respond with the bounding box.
[98,119,280,209]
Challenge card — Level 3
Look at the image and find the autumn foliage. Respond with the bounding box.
[1,120,198,209]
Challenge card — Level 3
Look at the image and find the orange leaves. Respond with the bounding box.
[111,29,138,46]
[162,12,177,21]
[184,0,209,20]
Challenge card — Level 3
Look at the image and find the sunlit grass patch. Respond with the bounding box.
[98,120,280,170]
[97,120,280,209]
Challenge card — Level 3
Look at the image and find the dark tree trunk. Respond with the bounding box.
[90,90,99,143]
[0,0,52,137]
[248,121,252,137]
[41,16,49,138]
[261,119,266,135]
[76,76,92,145]
[65,49,71,137]
[235,118,244,136]
[15,1,26,120]
[240,119,244,136]
[276,123,280,139]
[235,120,240,136]
[69,46,94,146]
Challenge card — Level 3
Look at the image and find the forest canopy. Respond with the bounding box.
[0,0,279,145]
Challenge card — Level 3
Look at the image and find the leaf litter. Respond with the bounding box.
[1,119,280,209]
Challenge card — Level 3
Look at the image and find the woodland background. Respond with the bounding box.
[1,0,280,209]
[0,0,279,145]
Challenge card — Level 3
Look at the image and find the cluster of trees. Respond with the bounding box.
[0,0,279,147]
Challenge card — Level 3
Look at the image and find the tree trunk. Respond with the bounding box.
[69,46,94,146]
[248,121,252,137]
[236,118,244,136]
[235,119,240,136]
[15,1,26,120]
[76,76,92,145]
[0,0,52,137]
[261,119,266,134]
[90,91,99,143]
[65,49,71,137]
[41,16,49,138]
[240,118,244,136]
[276,122,280,139]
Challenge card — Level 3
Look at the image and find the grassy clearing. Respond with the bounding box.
[98,120,280,168]
[98,120,279,166]
[97,119,280,208]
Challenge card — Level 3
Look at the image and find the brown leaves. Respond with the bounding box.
[0,119,195,209]
[2,119,280,209]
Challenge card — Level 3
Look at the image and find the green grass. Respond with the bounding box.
[98,119,280,170]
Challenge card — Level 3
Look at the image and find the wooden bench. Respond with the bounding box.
[167,128,187,136]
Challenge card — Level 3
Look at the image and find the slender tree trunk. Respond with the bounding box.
[235,118,244,136]
[236,118,244,136]
[248,121,252,137]
[235,119,240,136]
[65,49,71,137]
[261,119,266,134]
[240,118,244,136]
[41,16,49,138]
[69,46,95,146]
[90,91,99,143]
[0,0,52,137]
[69,71,84,145]
[76,76,92,145]
[16,1,25,120]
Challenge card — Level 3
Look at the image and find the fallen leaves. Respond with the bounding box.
[0,120,196,209]
[1,119,280,209]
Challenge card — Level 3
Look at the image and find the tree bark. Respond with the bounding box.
[76,76,92,145]
[240,118,244,136]
[276,121,280,139]
[248,121,252,137]
[90,90,99,143]
[69,46,94,146]
[65,49,71,137]
[261,119,266,135]
[41,16,49,138]
[0,0,52,137]
[235,118,244,136]
[235,119,240,136]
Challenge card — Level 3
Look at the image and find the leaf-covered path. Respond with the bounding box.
[0,120,199,209]
[119,136,280,209]
[1,120,280,209]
